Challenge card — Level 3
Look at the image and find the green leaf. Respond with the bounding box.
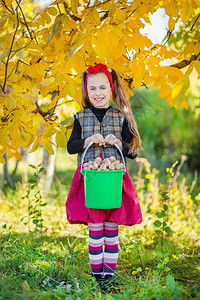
[166,274,176,291]
[39,167,44,173]
[164,252,170,258]
[154,220,162,227]
[157,252,164,258]
[156,244,162,250]
[164,257,169,263]
[155,230,162,236]
[2,224,7,229]
[41,203,47,207]
[137,240,142,246]
[156,212,163,218]
[164,227,172,233]
[163,222,167,227]
[163,204,168,211]
[29,164,37,169]
[163,238,169,246]
[157,263,164,269]
[161,192,168,198]
[32,219,39,224]
[164,267,171,272]
[28,179,36,184]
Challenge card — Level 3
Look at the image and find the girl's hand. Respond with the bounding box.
[104,134,122,150]
[84,134,105,148]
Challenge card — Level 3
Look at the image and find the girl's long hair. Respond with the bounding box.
[81,70,141,156]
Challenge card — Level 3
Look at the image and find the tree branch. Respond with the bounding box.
[16,0,34,40]
[190,13,200,31]
[32,102,50,117]
[2,5,20,92]
[57,4,61,14]
[170,52,200,69]
[1,0,15,14]
[85,0,110,9]
[11,39,32,53]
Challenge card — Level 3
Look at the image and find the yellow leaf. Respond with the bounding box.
[64,84,76,98]
[91,35,106,61]
[181,0,192,23]
[143,73,154,85]
[110,41,126,60]
[180,100,188,109]
[71,0,78,14]
[114,7,126,21]
[8,148,22,161]
[159,83,172,99]
[193,0,200,6]
[46,7,58,16]
[194,60,200,75]
[168,17,175,31]
[85,8,100,26]
[172,75,190,107]
[159,83,174,106]
[56,131,67,148]
[59,125,67,134]
[19,126,34,148]
[5,0,12,8]
[133,62,145,89]
[166,67,184,84]
[194,42,200,55]
[5,95,17,111]
[49,95,58,110]
[40,77,55,86]
[183,43,194,59]
[42,140,54,154]
[30,138,40,153]
[43,126,56,138]
[0,154,5,164]
[42,12,52,24]
[61,15,72,31]
[147,58,160,77]
[165,3,179,17]
[0,49,8,63]
[32,114,45,137]
[0,105,4,117]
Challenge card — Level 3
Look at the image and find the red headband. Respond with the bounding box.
[84,63,114,95]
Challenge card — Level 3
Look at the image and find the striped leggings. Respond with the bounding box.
[88,222,119,276]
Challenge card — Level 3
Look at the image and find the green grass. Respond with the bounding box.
[0,149,200,299]
[0,229,199,299]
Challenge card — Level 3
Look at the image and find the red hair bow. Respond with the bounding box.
[84,63,114,94]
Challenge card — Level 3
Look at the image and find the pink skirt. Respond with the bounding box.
[66,165,142,226]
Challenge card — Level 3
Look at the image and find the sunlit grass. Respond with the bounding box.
[0,150,200,299]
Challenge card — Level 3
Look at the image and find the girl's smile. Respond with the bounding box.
[87,73,112,108]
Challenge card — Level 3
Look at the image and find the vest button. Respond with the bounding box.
[101,124,107,127]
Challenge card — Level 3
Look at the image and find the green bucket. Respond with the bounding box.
[81,142,126,209]
[82,168,125,209]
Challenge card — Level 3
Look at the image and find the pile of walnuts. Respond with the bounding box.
[83,156,124,170]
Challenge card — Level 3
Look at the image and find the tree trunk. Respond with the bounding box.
[41,135,56,191]
[3,152,14,188]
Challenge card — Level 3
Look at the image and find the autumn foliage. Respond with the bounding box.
[0,0,199,163]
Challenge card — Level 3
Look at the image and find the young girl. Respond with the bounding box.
[66,63,142,286]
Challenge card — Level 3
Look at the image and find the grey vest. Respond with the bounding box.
[76,107,124,164]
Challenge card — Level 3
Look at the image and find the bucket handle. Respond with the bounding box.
[80,141,126,173]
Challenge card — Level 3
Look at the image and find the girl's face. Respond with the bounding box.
[87,72,112,109]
